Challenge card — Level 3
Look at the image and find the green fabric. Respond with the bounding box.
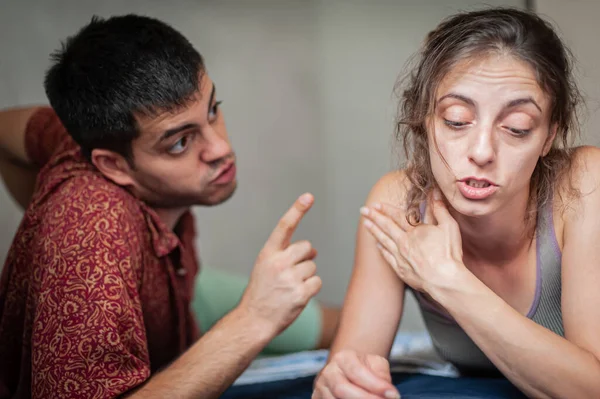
[192,267,321,354]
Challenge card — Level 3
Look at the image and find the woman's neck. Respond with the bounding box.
[450,189,535,264]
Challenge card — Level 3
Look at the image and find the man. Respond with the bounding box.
[0,14,337,398]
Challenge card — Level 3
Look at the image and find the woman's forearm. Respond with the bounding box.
[431,269,600,399]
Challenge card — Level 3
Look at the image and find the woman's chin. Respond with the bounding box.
[445,196,496,219]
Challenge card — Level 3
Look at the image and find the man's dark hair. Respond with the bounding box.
[44,14,204,160]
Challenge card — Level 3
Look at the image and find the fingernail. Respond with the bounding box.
[363,219,373,229]
[385,390,401,399]
[433,189,442,201]
[360,206,370,216]
[299,193,312,206]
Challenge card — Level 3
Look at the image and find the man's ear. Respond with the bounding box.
[91,148,137,187]
[542,124,558,157]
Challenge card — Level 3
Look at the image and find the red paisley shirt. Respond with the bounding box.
[0,107,200,398]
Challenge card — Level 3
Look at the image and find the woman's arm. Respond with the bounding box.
[330,171,407,358]
[429,146,600,398]
[312,172,407,399]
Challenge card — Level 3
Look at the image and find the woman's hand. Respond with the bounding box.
[312,350,400,399]
[360,190,466,294]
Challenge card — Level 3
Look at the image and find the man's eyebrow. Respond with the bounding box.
[155,83,216,145]
[207,84,216,114]
[157,123,197,144]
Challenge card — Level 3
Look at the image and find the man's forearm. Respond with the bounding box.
[0,106,43,209]
[0,106,40,164]
[0,157,38,209]
[129,306,275,399]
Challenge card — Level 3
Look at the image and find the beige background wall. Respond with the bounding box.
[536,0,600,148]
[8,1,592,333]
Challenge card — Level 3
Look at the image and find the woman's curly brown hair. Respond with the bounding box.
[395,7,582,225]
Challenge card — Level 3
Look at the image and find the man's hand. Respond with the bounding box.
[313,350,400,399]
[130,194,322,398]
[238,193,322,336]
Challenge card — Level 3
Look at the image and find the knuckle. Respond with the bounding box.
[331,383,348,398]
[414,228,426,240]
[277,217,293,232]
[293,286,308,305]
[305,276,322,297]
[320,365,334,380]
[297,239,312,249]
[369,354,389,369]
[344,362,359,379]
[333,349,352,364]
[398,239,408,253]
[297,241,314,256]
[294,200,307,211]
[313,276,323,290]
[288,240,310,254]
[280,268,296,283]
[271,256,288,272]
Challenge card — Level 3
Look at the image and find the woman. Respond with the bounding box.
[314,7,600,399]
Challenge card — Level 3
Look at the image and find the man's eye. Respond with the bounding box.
[209,101,223,121]
[168,136,189,154]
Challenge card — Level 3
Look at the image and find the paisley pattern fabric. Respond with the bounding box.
[0,108,200,398]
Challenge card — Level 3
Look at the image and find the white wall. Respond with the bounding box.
[535,0,600,148]
[1,0,525,332]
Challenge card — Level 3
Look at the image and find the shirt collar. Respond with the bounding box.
[141,204,183,258]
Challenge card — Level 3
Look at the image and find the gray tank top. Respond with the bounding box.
[414,201,563,376]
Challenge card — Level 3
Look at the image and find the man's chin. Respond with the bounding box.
[199,181,238,206]
[140,181,237,209]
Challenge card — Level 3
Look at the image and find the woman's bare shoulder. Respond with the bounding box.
[366,170,412,206]
[570,145,600,182]
[556,145,600,220]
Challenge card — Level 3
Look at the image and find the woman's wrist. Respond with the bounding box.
[425,262,480,308]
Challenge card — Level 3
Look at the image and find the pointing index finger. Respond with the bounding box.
[264,193,314,252]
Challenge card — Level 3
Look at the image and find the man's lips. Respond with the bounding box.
[211,162,236,184]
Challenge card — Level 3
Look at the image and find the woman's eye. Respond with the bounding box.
[503,113,534,137]
[507,127,532,136]
[444,119,469,128]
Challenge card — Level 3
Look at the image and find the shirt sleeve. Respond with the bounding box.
[24,107,71,168]
[30,184,150,399]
